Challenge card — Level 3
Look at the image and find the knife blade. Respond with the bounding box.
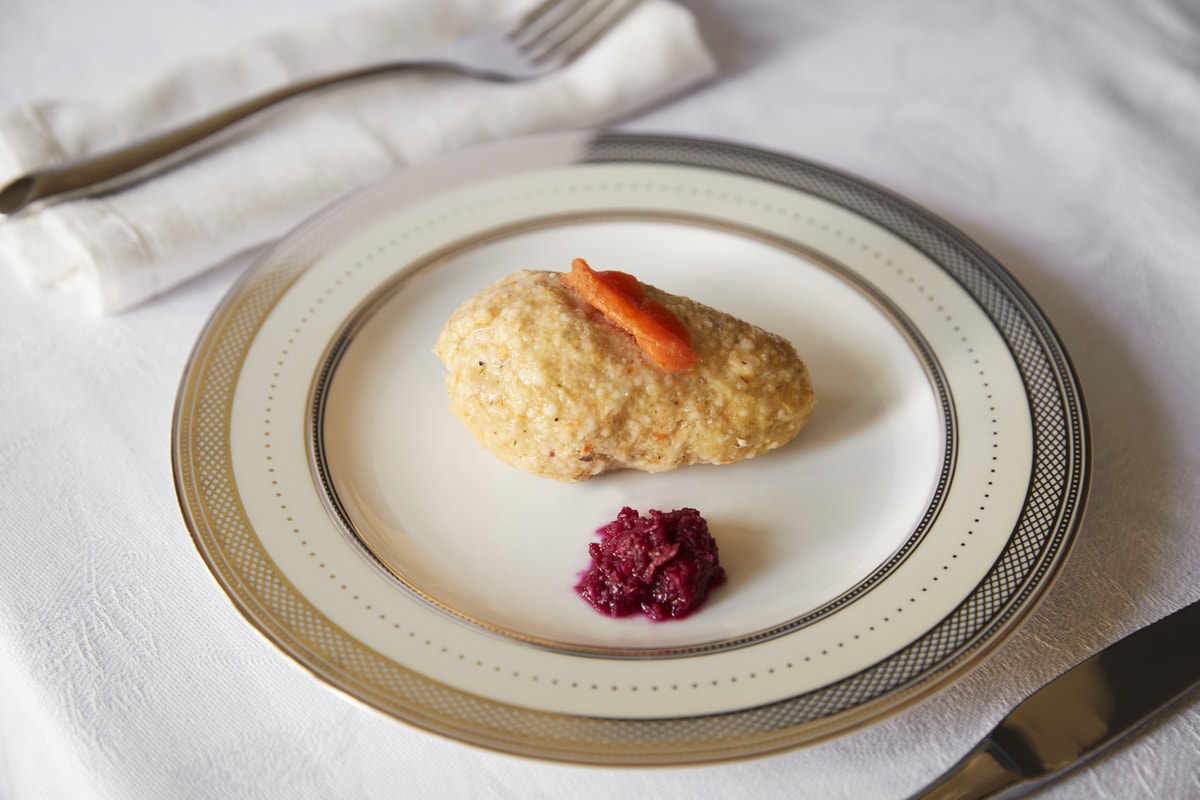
[911,598,1200,799]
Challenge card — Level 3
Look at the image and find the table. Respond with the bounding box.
[2,1,1198,797]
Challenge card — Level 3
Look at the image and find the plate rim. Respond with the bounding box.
[172,130,1090,765]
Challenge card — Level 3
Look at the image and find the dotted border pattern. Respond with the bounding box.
[173,132,1090,764]
[303,207,958,660]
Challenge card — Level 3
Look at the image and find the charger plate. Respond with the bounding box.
[172,131,1089,764]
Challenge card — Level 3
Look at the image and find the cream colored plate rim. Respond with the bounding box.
[172,131,1089,765]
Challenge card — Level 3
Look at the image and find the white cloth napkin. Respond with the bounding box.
[0,0,714,314]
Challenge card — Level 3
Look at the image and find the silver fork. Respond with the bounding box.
[0,0,640,217]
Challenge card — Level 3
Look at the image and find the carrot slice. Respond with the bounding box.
[562,258,700,371]
[599,269,644,301]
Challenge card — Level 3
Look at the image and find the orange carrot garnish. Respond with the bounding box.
[562,258,700,371]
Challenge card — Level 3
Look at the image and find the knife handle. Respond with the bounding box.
[911,740,1025,800]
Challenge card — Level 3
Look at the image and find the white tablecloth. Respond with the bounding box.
[2,1,1198,798]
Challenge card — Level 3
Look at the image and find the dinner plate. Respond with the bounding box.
[173,131,1089,764]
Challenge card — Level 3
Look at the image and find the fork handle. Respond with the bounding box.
[0,60,457,217]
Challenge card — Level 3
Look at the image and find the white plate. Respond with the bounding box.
[173,131,1089,764]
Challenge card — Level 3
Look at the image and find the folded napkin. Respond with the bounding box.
[0,0,715,314]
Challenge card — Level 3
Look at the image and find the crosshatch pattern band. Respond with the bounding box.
[174,133,1089,763]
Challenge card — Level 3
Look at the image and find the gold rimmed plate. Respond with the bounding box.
[173,131,1089,764]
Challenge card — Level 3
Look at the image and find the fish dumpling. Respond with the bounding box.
[434,264,816,482]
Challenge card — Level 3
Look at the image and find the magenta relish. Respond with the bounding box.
[575,507,726,621]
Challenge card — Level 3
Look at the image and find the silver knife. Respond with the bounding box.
[911,598,1200,799]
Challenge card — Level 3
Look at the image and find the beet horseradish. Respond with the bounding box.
[575,507,726,621]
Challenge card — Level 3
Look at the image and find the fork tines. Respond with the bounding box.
[511,0,641,66]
